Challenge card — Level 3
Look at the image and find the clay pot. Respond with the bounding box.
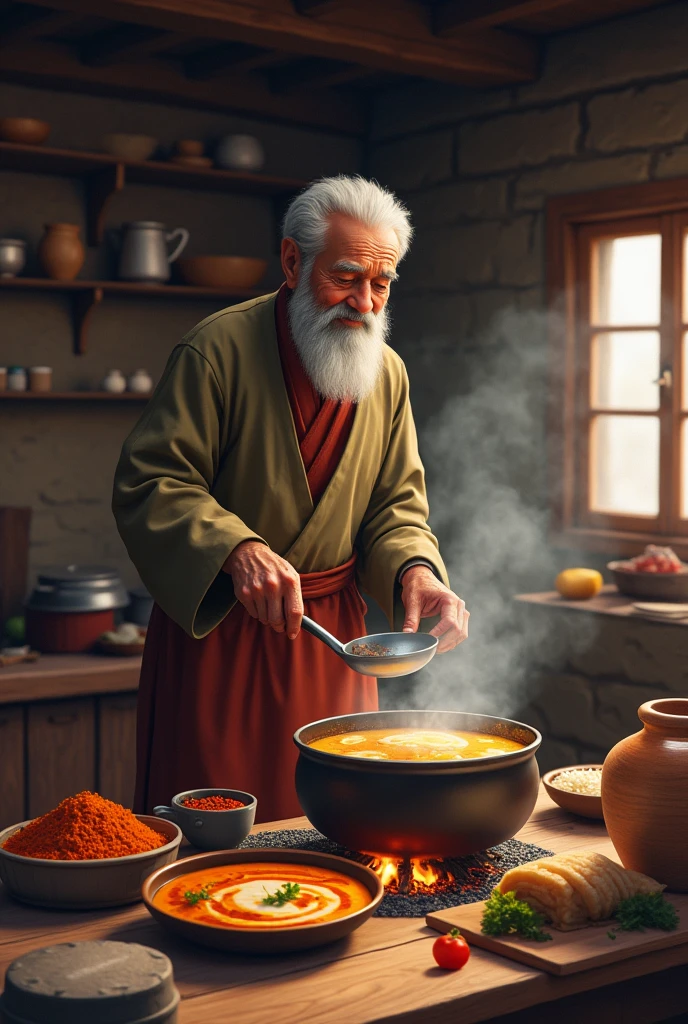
[602,698,688,890]
[0,117,50,145]
[38,223,85,281]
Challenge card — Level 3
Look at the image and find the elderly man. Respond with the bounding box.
[113,175,468,822]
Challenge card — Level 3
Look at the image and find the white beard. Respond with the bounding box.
[287,273,389,403]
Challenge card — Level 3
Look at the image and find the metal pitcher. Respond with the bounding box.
[115,221,189,283]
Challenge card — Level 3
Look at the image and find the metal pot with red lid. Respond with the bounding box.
[26,564,129,653]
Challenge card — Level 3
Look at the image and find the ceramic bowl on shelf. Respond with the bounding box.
[142,848,383,953]
[0,816,181,908]
[170,155,213,168]
[0,118,50,145]
[608,561,688,601]
[542,764,604,819]
[177,256,267,290]
[101,133,158,162]
[175,139,204,157]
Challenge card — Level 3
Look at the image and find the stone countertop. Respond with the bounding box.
[515,585,688,624]
[0,653,141,705]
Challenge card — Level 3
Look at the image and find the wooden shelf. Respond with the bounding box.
[0,141,307,244]
[0,276,263,354]
[0,392,151,402]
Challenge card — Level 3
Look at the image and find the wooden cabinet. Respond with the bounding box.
[98,694,138,809]
[27,699,96,817]
[0,655,140,825]
[0,707,25,829]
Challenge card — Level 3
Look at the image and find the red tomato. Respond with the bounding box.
[432,928,470,970]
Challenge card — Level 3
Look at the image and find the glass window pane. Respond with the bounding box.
[591,415,659,516]
[682,420,688,518]
[594,234,661,326]
[591,331,660,410]
[682,232,688,321]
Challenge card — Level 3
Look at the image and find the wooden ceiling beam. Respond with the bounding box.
[183,45,291,80]
[0,38,365,134]
[182,40,264,80]
[0,5,81,45]
[436,0,573,34]
[291,0,343,14]
[78,24,174,65]
[268,60,375,94]
[24,0,538,85]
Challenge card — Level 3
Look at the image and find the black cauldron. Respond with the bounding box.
[294,710,541,858]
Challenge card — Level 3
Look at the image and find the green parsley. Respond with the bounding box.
[261,882,301,906]
[183,883,214,906]
[481,890,552,943]
[612,892,679,934]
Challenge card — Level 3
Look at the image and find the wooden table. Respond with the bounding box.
[1,787,687,1024]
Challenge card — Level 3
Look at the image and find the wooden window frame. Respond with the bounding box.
[547,179,688,558]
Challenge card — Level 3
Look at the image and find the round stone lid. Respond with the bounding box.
[0,941,180,1024]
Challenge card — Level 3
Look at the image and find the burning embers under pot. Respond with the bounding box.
[359,852,503,897]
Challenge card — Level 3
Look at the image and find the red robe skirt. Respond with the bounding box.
[134,286,378,822]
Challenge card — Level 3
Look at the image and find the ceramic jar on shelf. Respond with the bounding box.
[29,367,52,392]
[0,238,26,278]
[38,223,85,281]
[7,367,27,392]
[102,370,126,394]
[127,369,153,394]
[602,697,688,891]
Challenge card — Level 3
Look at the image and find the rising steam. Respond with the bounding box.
[396,305,598,716]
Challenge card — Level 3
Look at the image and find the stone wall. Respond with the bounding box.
[369,0,688,576]
[514,609,688,773]
[0,82,361,589]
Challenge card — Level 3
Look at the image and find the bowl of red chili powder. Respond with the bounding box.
[153,788,257,850]
[0,791,182,908]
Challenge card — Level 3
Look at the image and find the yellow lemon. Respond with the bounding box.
[555,568,603,600]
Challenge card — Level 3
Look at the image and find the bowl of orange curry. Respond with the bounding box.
[142,847,383,953]
[0,791,182,909]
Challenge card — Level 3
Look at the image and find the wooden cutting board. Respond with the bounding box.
[426,894,688,975]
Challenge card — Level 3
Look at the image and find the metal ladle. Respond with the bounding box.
[301,615,438,678]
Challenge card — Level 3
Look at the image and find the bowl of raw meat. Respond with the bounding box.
[608,545,688,601]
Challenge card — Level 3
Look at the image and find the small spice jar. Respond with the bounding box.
[29,366,52,392]
[7,366,27,392]
[0,367,7,392]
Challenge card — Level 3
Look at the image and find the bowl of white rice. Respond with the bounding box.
[542,764,604,819]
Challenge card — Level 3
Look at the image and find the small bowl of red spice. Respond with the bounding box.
[0,791,182,909]
[154,788,257,851]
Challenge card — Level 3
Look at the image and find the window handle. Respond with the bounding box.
[653,369,673,388]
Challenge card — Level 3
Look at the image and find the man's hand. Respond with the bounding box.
[223,540,303,639]
[400,566,468,654]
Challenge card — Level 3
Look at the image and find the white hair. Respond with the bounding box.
[282,174,413,261]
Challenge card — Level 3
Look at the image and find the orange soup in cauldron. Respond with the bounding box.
[309,727,524,761]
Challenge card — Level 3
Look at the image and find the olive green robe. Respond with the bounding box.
[112,291,448,637]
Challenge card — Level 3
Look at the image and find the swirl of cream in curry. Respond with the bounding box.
[154,862,371,929]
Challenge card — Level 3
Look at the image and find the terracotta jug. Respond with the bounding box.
[602,698,688,890]
[38,223,85,281]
